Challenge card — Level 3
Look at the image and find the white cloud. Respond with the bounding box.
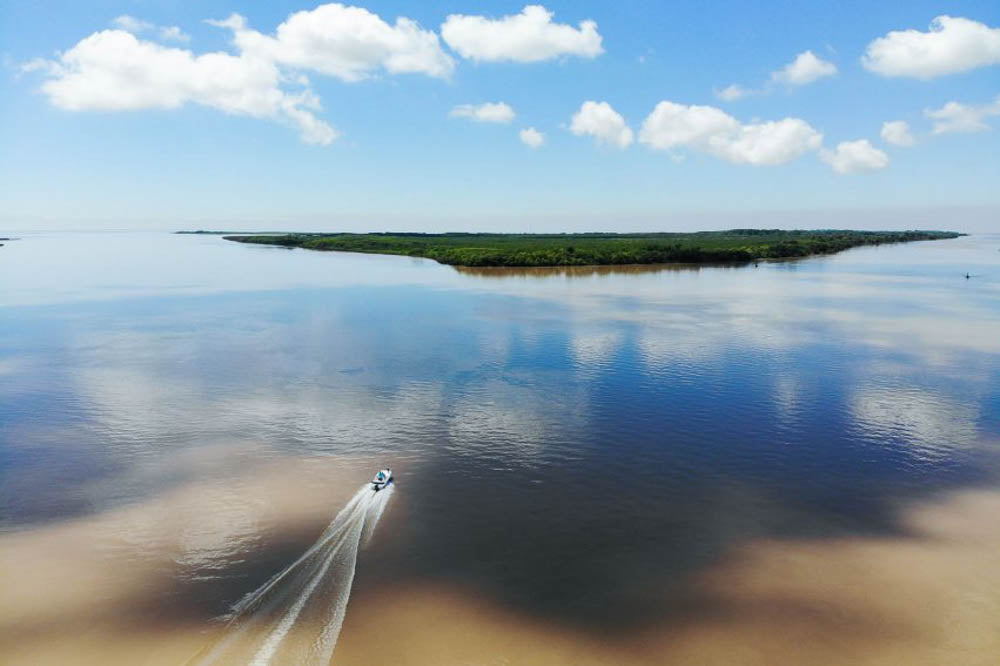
[441,5,603,62]
[719,120,824,165]
[19,58,54,74]
[881,120,915,146]
[112,14,190,42]
[714,84,751,101]
[715,50,832,104]
[159,26,191,43]
[639,102,737,148]
[771,50,837,85]
[820,139,890,174]
[35,30,336,145]
[112,15,153,33]
[638,101,822,166]
[569,101,633,149]
[30,4,460,144]
[862,15,1000,79]
[449,102,516,124]
[215,5,454,82]
[925,95,1000,134]
[519,127,545,148]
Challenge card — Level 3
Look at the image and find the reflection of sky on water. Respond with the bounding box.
[2,232,999,628]
[851,386,980,459]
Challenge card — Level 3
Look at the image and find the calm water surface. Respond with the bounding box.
[2,232,999,664]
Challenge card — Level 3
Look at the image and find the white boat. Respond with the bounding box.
[371,468,392,491]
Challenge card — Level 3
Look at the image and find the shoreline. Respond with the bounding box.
[216,230,962,268]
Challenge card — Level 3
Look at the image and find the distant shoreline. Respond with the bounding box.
[210,230,963,268]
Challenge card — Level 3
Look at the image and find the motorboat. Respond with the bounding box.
[372,468,392,491]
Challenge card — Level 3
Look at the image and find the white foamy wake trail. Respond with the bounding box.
[194,483,394,666]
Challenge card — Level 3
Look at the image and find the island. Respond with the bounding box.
[220,230,961,267]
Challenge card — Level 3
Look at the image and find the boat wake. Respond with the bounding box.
[193,483,394,666]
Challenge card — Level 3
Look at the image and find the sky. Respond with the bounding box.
[1,1,999,232]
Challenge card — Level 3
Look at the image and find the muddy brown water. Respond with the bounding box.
[2,232,999,664]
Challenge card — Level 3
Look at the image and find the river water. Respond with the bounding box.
[2,231,999,664]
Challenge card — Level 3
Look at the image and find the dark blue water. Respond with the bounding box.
[1,232,999,659]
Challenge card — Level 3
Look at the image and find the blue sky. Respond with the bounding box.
[2,1,999,231]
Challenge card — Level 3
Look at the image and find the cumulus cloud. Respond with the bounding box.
[639,102,737,149]
[862,15,1000,78]
[716,49,832,103]
[771,50,837,85]
[569,101,633,149]
[638,101,822,166]
[881,120,915,146]
[925,95,1000,134]
[820,139,890,173]
[449,102,516,123]
[113,14,190,42]
[35,30,337,144]
[441,5,603,62]
[29,3,460,144]
[714,84,751,101]
[213,5,454,81]
[519,127,545,148]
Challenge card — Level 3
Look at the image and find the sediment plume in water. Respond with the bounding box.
[3,478,1000,664]
[193,483,394,666]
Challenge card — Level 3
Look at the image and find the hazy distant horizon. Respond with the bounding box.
[4,204,997,235]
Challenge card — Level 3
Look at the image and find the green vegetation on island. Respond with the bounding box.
[221,229,961,267]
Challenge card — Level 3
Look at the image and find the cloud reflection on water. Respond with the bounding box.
[4,236,999,524]
[851,387,981,458]
[2,232,1000,663]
